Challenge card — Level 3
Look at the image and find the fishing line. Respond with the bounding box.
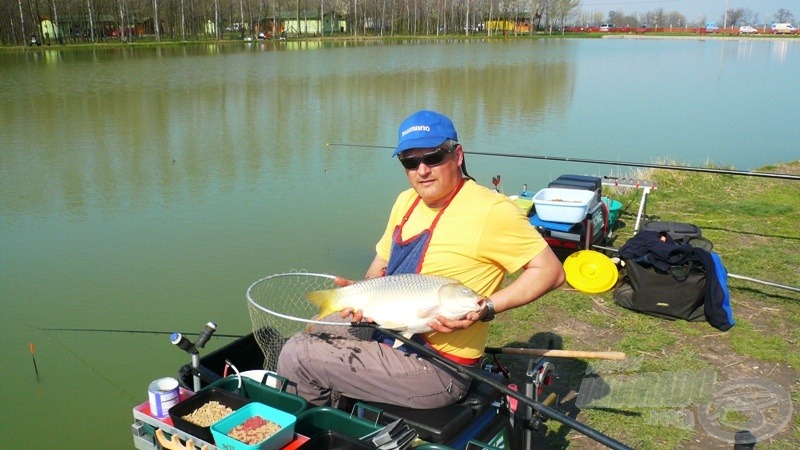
[325,142,800,181]
[40,329,134,399]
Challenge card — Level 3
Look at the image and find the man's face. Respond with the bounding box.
[399,145,463,208]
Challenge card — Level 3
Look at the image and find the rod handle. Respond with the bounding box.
[486,347,626,360]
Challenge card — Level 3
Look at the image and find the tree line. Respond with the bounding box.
[2,0,794,46]
[2,0,586,45]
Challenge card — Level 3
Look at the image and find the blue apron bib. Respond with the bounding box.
[386,178,466,276]
[375,179,466,349]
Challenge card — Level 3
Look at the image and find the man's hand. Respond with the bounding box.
[338,307,373,323]
[333,276,354,287]
[428,297,490,333]
[333,277,372,322]
[428,315,476,333]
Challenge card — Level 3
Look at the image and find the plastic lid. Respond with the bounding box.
[563,250,619,294]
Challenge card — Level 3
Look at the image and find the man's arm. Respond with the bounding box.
[430,247,565,332]
[365,255,388,279]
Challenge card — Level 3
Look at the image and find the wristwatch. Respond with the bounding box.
[480,299,495,322]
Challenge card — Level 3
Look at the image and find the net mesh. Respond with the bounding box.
[246,271,347,371]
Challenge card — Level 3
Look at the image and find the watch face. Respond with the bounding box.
[482,300,495,322]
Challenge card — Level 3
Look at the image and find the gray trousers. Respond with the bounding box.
[276,329,473,409]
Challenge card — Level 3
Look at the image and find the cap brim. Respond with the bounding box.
[393,137,449,157]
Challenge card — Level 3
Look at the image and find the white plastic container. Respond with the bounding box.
[533,188,595,223]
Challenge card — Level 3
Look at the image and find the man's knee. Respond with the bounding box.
[276,336,301,377]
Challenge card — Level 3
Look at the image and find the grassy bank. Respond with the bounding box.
[490,161,800,449]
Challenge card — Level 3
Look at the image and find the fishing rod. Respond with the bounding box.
[371,325,634,450]
[485,347,627,360]
[29,325,243,338]
[325,143,800,181]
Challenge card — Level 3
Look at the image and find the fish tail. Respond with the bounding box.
[306,289,339,320]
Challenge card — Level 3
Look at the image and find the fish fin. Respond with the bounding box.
[392,332,415,348]
[379,322,407,331]
[306,289,339,320]
[416,305,441,319]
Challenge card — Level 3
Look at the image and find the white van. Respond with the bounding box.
[771,23,797,34]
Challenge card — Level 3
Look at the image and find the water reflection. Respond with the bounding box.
[1,41,575,219]
[1,39,798,449]
[771,40,790,63]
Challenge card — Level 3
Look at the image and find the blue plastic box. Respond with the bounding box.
[211,402,296,450]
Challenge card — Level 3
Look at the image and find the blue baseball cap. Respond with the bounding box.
[394,110,458,157]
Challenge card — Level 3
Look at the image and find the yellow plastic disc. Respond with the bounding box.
[563,250,619,294]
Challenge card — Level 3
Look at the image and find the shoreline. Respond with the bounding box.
[603,34,799,42]
[3,32,797,52]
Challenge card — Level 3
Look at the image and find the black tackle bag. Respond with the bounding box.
[613,230,734,330]
[613,260,706,322]
[641,221,713,251]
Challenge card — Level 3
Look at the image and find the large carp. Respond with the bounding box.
[306,273,482,336]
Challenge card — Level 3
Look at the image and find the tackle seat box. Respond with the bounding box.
[364,402,472,444]
[552,174,602,191]
[358,375,503,444]
[548,174,602,202]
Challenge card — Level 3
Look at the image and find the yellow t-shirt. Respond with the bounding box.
[375,180,548,359]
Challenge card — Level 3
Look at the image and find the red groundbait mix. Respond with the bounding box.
[227,415,281,445]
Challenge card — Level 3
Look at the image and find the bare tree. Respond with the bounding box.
[87,0,95,41]
[18,0,27,43]
[725,7,745,27]
[774,8,793,23]
[551,0,579,35]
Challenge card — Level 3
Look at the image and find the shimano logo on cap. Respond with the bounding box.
[401,125,430,137]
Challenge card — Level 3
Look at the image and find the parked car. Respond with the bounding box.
[705,22,720,33]
[739,25,758,34]
[770,23,797,34]
[599,23,613,32]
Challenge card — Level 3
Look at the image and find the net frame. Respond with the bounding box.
[246,271,355,371]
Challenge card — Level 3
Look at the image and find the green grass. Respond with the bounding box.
[729,320,796,366]
[488,161,800,449]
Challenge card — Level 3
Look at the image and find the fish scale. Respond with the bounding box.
[306,274,482,336]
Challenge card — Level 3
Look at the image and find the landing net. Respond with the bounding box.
[246,271,353,371]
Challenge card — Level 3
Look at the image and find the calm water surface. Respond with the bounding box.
[1,38,798,448]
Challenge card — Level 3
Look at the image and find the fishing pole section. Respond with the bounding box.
[373,325,633,450]
[27,325,243,338]
[325,142,800,181]
[327,142,799,294]
[246,273,633,448]
[134,319,633,450]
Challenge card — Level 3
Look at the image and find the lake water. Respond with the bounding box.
[1,37,798,448]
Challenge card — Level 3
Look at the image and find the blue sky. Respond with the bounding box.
[580,0,799,23]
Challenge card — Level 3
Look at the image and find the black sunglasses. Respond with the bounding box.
[399,148,452,170]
